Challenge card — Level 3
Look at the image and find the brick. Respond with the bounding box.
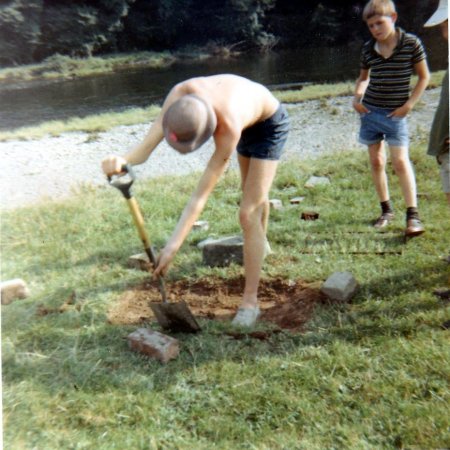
[321,271,358,302]
[301,211,319,220]
[202,235,244,267]
[127,328,179,363]
[290,196,305,204]
[1,279,30,305]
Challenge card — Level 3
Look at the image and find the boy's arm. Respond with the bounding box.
[154,127,240,276]
[353,69,370,114]
[389,59,430,117]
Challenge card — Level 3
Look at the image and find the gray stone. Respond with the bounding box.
[127,328,179,363]
[269,199,283,210]
[197,237,217,249]
[1,279,30,305]
[193,220,209,231]
[304,176,331,188]
[127,253,152,271]
[202,235,244,267]
[321,271,358,302]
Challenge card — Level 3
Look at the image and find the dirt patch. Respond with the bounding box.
[107,277,328,332]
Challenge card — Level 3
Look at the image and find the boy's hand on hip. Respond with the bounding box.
[353,101,369,114]
[388,103,412,118]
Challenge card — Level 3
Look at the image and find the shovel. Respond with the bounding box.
[108,165,201,333]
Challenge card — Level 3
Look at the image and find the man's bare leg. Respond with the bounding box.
[239,155,270,234]
[238,156,278,309]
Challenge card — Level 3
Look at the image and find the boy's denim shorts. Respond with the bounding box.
[237,104,290,161]
[359,105,409,147]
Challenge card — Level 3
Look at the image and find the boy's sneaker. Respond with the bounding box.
[405,218,425,237]
[373,212,394,228]
[231,306,260,327]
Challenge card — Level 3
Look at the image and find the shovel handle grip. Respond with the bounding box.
[108,164,135,199]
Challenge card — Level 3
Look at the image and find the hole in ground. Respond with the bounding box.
[107,276,329,332]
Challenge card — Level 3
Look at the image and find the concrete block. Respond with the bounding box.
[269,199,283,210]
[193,220,209,231]
[197,237,217,250]
[127,253,152,271]
[321,271,358,302]
[202,235,244,267]
[305,176,330,188]
[127,328,179,363]
[1,279,30,305]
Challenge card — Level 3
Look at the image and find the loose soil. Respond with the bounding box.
[107,276,328,332]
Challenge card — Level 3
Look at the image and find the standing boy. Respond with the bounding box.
[353,0,430,236]
[102,74,289,327]
[424,0,449,206]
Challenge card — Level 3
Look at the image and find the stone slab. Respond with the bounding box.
[202,235,244,267]
[321,271,358,302]
[127,253,152,271]
[305,176,331,188]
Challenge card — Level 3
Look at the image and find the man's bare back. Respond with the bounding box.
[172,74,280,133]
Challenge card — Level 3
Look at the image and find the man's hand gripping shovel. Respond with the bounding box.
[108,165,201,333]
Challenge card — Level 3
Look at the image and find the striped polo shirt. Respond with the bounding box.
[360,28,427,109]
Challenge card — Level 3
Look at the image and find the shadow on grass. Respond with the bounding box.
[3,257,448,396]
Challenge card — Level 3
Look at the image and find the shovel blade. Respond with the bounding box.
[150,301,201,333]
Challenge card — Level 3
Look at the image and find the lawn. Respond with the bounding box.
[2,144,449,449]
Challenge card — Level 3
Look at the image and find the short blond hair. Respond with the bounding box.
[363,0,397,21]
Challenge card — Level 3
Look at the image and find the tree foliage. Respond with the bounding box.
[0,0,441,66]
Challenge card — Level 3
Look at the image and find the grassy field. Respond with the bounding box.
[2,141,449,448]
[0,71,445,142]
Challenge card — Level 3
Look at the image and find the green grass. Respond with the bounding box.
[2,144,449,449]
[0,52,176,84]
[1,71,445,142]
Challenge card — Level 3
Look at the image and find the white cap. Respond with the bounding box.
[424,0,448,27]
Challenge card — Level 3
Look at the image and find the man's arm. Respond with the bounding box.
[390,59,430,117]
[154,128,240,276]
[353,69,370,114]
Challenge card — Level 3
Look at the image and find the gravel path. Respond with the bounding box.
[0,89,440,210]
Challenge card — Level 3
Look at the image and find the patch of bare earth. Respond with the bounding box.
[107,277,328,332]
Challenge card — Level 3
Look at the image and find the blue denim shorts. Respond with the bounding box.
[359,105,409,147]
[237,104,290,160]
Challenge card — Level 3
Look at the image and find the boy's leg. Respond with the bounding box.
[238,155,278,309]
[368,142,390,202]
[390,145,424,236]
[389,146,417,207]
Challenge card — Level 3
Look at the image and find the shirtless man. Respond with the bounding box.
[102,74,289,327]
